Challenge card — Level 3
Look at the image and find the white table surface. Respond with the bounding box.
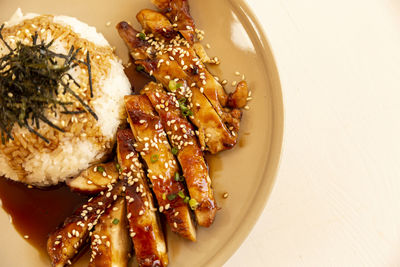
[225,0,400,266]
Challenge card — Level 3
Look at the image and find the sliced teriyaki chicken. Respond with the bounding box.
[135,9,242,129]
[227,80,249,109]
[150,0,196,44]
[47,183,123,267]
[117,21,237,153]
[146,1,249,110]
[89,197,131,267]
[143,82,217,227]
[117,129,168,267]
[124,95,196,241]
[150,0,213,64]
[136,9,178,40]
[66,162,120,194]
[137,57,236,153]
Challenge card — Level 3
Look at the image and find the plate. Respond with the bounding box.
[0,0,283,266]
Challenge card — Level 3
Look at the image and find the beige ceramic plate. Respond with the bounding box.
[0,0,283,266]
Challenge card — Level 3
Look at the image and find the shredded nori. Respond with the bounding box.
[0,24,97,144]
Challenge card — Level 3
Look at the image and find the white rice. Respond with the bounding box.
[0,10,131,186]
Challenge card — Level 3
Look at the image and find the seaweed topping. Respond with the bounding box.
[0,24,97,144]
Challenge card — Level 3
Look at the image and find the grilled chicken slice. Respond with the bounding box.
[144,82,217,226]
[116,22,153,61]
[134,9,231,116]
[137,9,177,40]
[66,162,119,194]
[227,80,249,109]
[136,57,236,153]
[89,197,131,267]
[117,22,237,153]
[151,0,195,44]
[117,129,168,267]
[117,22,239,153]
[47,183,123,267]
[192,42,211,64]
[124,95,196,241]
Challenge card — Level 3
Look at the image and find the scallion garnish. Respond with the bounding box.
[112,218,119,225]
[183,196,190,203]
[116,163,121,172]
[97,166,105,173]
[150,154,159,163]
[189,198,198,210]
[178,191,185,199]
[138,32,146,40]
[136,65,144,72]
[167,194,177,201]
[177,97,193,117]
[171,147,178,155]
[168,80,182,92]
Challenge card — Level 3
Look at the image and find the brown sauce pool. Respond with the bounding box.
[124,58,154,94]
[0,178,88,250]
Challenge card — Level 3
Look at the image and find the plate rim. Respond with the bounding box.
[203,0,284,266]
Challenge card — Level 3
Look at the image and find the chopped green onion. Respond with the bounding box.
[171,147,178,155]
[189,198,198,210]
[112,218,120,225]
[136,65,144,72]
[97,166,105,173]
[178,191,185,199]
[174,172,180,181]
[178,97,193,117]
[169,80,177,91]
[184,196,190,203]
[167,194,177,201]
[150,154,159,163]
[138,32,146,40]
[116,163,121,172]
[178,98,186,105]
[168,80,183,92]
[182,109,193,117]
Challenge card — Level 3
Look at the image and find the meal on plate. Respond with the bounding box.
[0,0,249,266]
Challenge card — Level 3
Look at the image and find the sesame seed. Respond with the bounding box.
[139,210,144,215]
[232,81,237,86]
[106,21,111,27]
[235,71,241,76]
[24,235,29,239]
[244,105,250,110]
[173,222,178,228]
[206,43,211,49]
[223,192,229,199]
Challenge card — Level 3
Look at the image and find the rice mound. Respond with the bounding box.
[0,10,131,186]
